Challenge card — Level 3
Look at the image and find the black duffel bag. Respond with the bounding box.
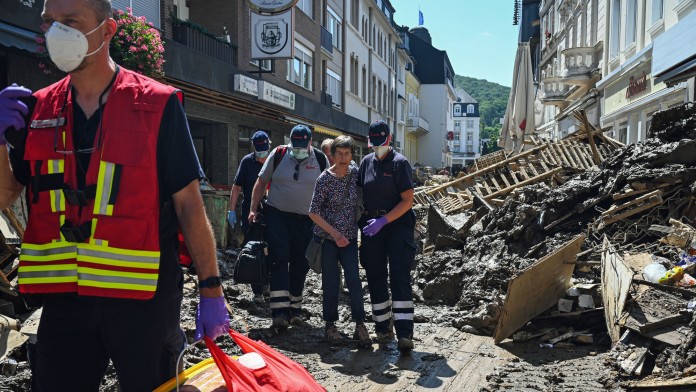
[233,240,269,285]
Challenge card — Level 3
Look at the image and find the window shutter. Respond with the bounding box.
[134,0,161,29]
[111,0,131,12]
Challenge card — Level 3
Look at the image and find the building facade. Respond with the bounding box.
[538,0,605,140]
[448,89,481,168]
[598,0,695,144]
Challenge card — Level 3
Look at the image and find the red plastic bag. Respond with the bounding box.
[204,329,325,392]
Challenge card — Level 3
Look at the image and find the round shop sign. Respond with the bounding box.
[247,0,298,14]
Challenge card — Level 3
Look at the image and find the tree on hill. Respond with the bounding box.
[453,75,510,151]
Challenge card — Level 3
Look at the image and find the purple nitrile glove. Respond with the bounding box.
[0,84,33,144]
[362,216,388,237]
[194,295,230,341]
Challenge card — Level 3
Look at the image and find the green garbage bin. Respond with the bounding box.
[201,190,229,248]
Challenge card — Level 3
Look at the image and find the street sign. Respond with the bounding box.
[247,0,298,14]
[250,9,293,59]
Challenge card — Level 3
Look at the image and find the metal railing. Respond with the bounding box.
[320,26,333,54]
[172,23,234,65]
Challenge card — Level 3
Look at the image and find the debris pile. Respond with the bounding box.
[412,103,696,384]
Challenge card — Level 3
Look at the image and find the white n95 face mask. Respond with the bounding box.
[45,20,106,73]
[372,146,389,158]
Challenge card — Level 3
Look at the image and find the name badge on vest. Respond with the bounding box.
[30,117,65,129]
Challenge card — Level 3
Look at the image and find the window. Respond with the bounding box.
[467,104,475,114]
[351,0,359,27]
[350,57,358,95]
[400,102,405,121]
[327,8,342,50]
[651,0,663,25]
[112,0,160,28]
[466,120,474,128]
[326,69,342,108]
[454,133,460,141]
[610,0,620,58]
[454,105,461,116]
[362,67,367,102]
[618,121,628,143]
[287,43,313,90]
[250,59,272,71]
[626,0,637,47]
[296,0,313,18]
[454,120,461,129]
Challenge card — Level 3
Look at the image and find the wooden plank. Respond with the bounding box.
[572,142,593,168]
[517,164,530,180]
[481,179,493,195]
[498,173,511,188]
[563,142,584,169]
[489,176,502,191]
[601,239,634,343]
[526,161,539,177]
[551,143,571,167]
[559,142,580,168]
[601,190,663,226]
[578,109,602,165]
[624,375,696,389]
[493,234,585,344]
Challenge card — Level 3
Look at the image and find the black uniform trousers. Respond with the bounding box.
[359,215,416,340]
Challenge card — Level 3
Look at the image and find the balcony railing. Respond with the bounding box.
[172,23,234,65]
[320,26,333,54]
[560,46,597,85]
[541,76,570,105]
[406,116,430,134]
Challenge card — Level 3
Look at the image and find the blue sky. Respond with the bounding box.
[391,0,519,87]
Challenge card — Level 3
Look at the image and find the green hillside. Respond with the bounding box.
[453,75,510,152]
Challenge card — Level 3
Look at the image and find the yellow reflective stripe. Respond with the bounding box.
[94,161,116,216]
[78,267,158,280]
[20,276,78,284]
[77,280,157,292]
[56,214,66,242]
[78,243,159,260]
[90,218,98,245]
[21,242,77,262]
[47,159,65,212]
[18,264,76,272]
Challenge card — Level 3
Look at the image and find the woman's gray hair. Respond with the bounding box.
[331,135,355,155]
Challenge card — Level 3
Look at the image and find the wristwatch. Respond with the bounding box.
[199,276,222,289]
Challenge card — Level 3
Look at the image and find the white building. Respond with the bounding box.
[447,89,481,168]
[343,0,399,147]
[597,0,696,144]
[538,0,605,140]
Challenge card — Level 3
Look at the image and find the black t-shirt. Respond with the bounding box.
[233,152,264,214]
[10,93,203,293]
[357,149,414,211]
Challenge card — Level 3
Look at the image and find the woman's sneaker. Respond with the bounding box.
[353,322,372,347]
[325,323,342,346]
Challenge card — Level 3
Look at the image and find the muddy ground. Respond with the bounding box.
[0,249,620,391]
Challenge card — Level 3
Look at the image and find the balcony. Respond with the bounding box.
[405,116,430,136]
[320,26,333,54]
[172,22,235,65]
[541,76,570,106]
[560,47,597,86]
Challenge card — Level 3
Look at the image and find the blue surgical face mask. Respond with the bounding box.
[255,150,269,159]
[291,147,309,160]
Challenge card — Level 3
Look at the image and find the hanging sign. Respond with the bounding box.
[247,0,298,14]
[250,8,293,59]
[258,81,296,110]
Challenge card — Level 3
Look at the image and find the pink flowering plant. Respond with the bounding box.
[35,8,165,78]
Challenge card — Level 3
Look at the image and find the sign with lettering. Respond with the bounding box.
[247,0,297,14]
[250,8,293,59]
[625,72,648,99]
[234,74,259,97]
[258,81,296,110]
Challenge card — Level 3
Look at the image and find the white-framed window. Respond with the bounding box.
[400,102,405,121]
[112,0,160,28]
[466,120,474,128]
[327,7,342,50]
[326,69,342,108]
[618,121,628,143]
[296,0,313,18]
[651,0,664,25]
[454,133,460,141]
[454,105,462,116]
[454,120,461,130]
[467,104,475,114]
[250,59,272,71]
[626,0,637,47]
[610,0,621,58]
[287,42,313,90]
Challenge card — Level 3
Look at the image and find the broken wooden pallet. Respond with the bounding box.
[598,190,664,230]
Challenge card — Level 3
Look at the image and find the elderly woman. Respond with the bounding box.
[308,136,371,347]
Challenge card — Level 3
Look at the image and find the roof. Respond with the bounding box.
[454,87,478,103]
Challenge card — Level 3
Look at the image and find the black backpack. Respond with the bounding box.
[233,241,269,285]
[272,146,328,173]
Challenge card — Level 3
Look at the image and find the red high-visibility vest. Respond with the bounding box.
[18,68,182,300]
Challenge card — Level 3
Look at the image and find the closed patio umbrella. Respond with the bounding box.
[499,42,535,153]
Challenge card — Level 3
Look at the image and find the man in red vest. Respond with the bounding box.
[0,0,229,390]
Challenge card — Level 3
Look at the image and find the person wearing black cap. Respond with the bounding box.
[249,124,329,330]
[358,120,416,354]
[228,130,271,304]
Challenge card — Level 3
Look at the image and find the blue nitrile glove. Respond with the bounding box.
[227,210,237,227]
[0,84,33,143]
[194,295,230,341]
[362,217,388,237]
